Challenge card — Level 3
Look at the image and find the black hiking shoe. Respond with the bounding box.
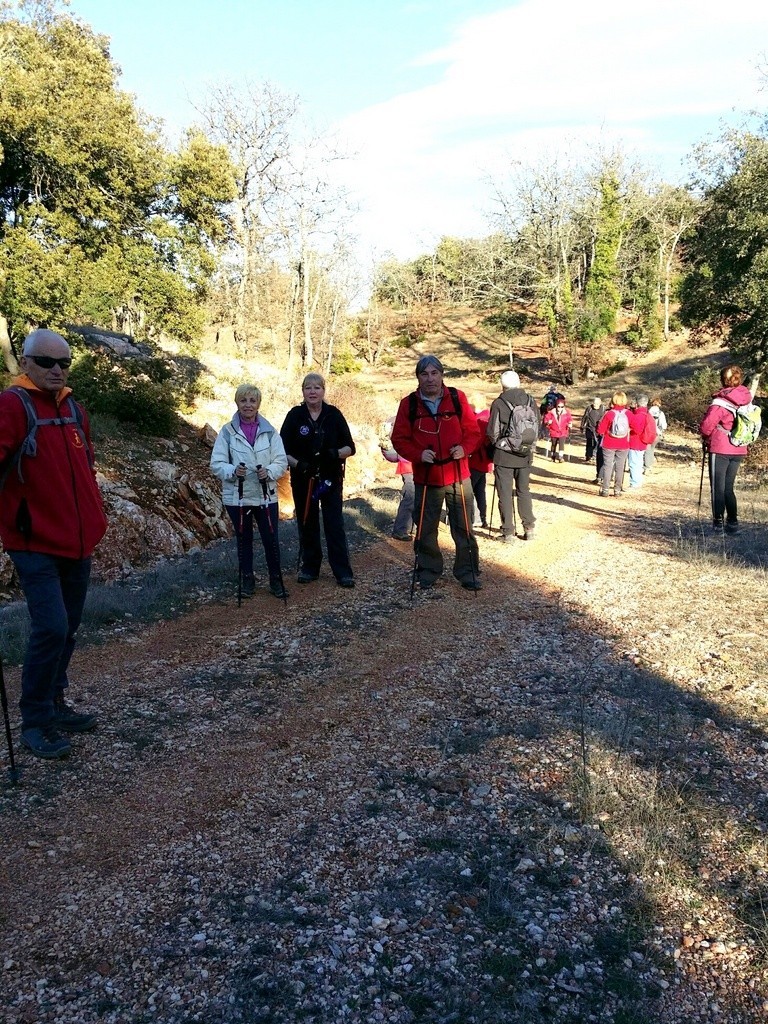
[337,576,355,588]
[53,695,97,733]
[269,579,289,598]
[461,579,482,591]
[21,725,71,760]
[725,521,740,535]
[241,573,256,597]
[297,570,319,584]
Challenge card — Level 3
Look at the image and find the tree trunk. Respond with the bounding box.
[0,316,19,374]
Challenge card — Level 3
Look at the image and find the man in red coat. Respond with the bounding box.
[391,356,481,591]
[0,329,107,759]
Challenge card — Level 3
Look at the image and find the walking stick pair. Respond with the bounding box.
[257,464,288,605]
[409,456,478,600]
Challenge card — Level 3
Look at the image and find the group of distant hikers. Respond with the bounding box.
[0,330,762,765]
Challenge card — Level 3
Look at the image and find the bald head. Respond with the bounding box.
[23,329,70,358]
[20,329,72,392]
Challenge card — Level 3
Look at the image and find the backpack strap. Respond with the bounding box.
[0,387,92,490]
[408,386,463,423]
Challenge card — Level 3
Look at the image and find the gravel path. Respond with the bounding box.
[1,432,767,1024]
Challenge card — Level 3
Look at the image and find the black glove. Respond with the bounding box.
[295,459,311,475]
[325,448,339,460]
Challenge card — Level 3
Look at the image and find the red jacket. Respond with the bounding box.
[627,407,652,450]
[542,406,572,438]
[468,408,492,472]
[0,378,107,559]
[597,406,631,450]
[700,384,753,455]
[392,387,480,486]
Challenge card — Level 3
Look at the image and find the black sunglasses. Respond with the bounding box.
[29,355,72,369]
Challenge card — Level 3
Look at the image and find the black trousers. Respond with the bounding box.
[291,478,353,579]
[708,453,742,524]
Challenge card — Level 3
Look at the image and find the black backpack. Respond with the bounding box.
[408,386,462,423]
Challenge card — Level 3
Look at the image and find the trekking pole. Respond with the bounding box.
[258,465,288,606]
[456,461,478,597]
[296,470,315,572]
[237,466,245,608]
[487,471,496,537]
[410,462,430,602]
[698,446,707,508]
[0,652,20,784]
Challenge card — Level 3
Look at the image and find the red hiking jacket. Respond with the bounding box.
[392,387,480,486]
[0,378,107,558]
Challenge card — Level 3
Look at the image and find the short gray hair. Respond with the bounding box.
[636,394,649,407]
[500,370,520,389]
[415,355,443,375]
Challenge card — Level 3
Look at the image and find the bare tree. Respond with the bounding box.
[195,80,299,350]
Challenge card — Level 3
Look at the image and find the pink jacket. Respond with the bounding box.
[700,384,753,455]
[542,406,572,438]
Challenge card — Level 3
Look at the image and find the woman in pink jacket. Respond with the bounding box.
[700,364,753,534]
[542,398,573,462]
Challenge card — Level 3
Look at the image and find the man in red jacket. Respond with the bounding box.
[0,330,107,759]
[391,356,481,591]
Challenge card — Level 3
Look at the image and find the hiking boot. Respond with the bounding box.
[297,570,319,584]
[21,725,71,760]
[241,573,256,597]
[53,694,97,733]
[523,525,536,540]
[392,533,412,542]
[337,576,355,588]
[418,578,436,590]
[500,532,516,544]
[269,579,289,599]
[461,578,482,591]
[725,521,740,535]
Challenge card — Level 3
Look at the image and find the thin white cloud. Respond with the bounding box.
[336,0,767,258]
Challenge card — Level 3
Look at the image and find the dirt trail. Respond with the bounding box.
[2,335,768,1021]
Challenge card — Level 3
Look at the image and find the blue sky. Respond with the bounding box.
[69,0,767,261]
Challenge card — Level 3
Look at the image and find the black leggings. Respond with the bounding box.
[708,453,743,524]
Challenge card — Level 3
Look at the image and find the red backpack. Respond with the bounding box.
[639,410,657,446]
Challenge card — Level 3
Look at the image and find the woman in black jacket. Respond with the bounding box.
[280,373,356,587]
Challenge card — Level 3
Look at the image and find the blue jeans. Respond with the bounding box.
[627,449,644,487]
[9,551,91,730]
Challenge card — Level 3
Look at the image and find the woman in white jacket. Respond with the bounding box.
[211,384,289,598]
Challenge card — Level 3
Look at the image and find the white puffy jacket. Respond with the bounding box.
[210,414,288,506]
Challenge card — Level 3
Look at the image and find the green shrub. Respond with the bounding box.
[392,333,413,349]
[599,359,627,377]
[69,352,179,437]
[482,311,529,335]
[330,350,362,375]
[665,368,720,432]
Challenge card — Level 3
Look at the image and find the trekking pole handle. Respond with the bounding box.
[257,463,269,503]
